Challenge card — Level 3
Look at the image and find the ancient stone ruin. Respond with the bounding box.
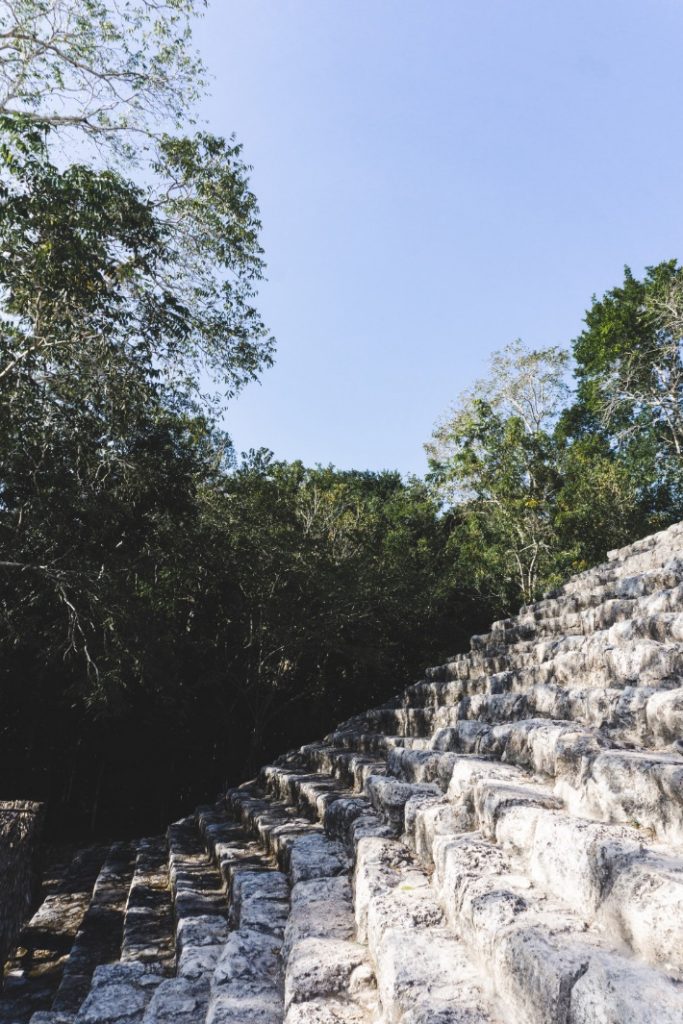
[0,802,43,974]
[3,521,683,1023]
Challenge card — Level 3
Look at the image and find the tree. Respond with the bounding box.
[554,436,643,572]
[0,0,274,410]
[0,1,282,833]
[571,261,683,514]
[0,109,273,693]
[426,342,569,607]
[197,458,467,774]
[0,0,205,151]
[0,447,470,832]
[0,120,273,401]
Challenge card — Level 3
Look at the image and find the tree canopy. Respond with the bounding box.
[0,0,205,149]
[427,264,683,611]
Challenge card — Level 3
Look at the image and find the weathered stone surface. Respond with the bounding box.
[284,995,367,1023]
[142,977,208,1024]
[74,964,163,1024]
[121,838,174,969]
[205,982,281,1024]
[376,929,492,1024]
[229,869,288,936]
[286,834,348,884]
[283,877,354,956]
[176,944,222,981]
[175,917,228,952]
[52,844,138,1014]
[212,930,280,988]
[284,937,365,1009]
[0,801,43,971]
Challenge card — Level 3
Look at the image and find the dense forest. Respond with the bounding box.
[1,1,682,838]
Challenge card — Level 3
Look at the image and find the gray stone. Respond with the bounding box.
[284,937,365,1009]
[286,834,348,884]
[212,929,281,987]
[75,964,163,1024]
[142,977,209,1024]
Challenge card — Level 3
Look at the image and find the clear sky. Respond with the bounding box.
[193,0,683,476]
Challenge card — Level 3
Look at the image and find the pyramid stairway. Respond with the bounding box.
[3,521,683,1023]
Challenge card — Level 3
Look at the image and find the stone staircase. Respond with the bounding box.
[3,521,683,1023]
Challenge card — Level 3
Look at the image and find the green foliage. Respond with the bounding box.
[554,438,643,572]
[426,325,676,612]
[0,117,272,400]
[0,0,206,149]
[193,459,466,773]
[570,261,683,512]
[0,436,469,830]
[427,343,569,607]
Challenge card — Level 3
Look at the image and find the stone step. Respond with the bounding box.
[339,681,683,751]
[289,738,683,984]
[403,669,683,753]
[270,748,683,1023]
[607,520,683,563]
[283,875,376,1023]
[142,976,209,1024]
[330,706,435,741]
[72,963,164,1024]
[480,577,683,653]
[326,730,421,758]
[227,786,351,883]
[228,787,383,1021]
[551,526,683,594]
[553,524,683,596]
[258,765,501,1019]
[478,596,639,649]
[193,808,266,890]
[392,751,683,979]
[540,552,683,614]
[121,838,175,970]
[522,554,683,622]
[1,847,107,1024]
[166,818,229,982]
[440,634,683,691]
[430,829,683,1024]
[421,718,683,843]
[231,779,498,1023]
[297,747,387,794]
[258,764,391,852]
[206,866,287,1024]
[173,801,288,1024]
[422,649,683,705]
[428,684,683,749]
[355,836,498,1024]
[50,843,137,1014]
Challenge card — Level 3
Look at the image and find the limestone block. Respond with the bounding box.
[206,981,282,1024]
[142,977,209,1024]
[286,834,348,884]
[568,953,683,1024]
[284,937,365,1010]
[284,877,354,957]
[177,944,222,980]
[213,928,281,987]
[75,964,163,1024]
[176,915,228,950]
[375,928,491,1024]
[284,997,368,1023]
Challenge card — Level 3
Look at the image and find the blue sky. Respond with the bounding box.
[194,0,683,475]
